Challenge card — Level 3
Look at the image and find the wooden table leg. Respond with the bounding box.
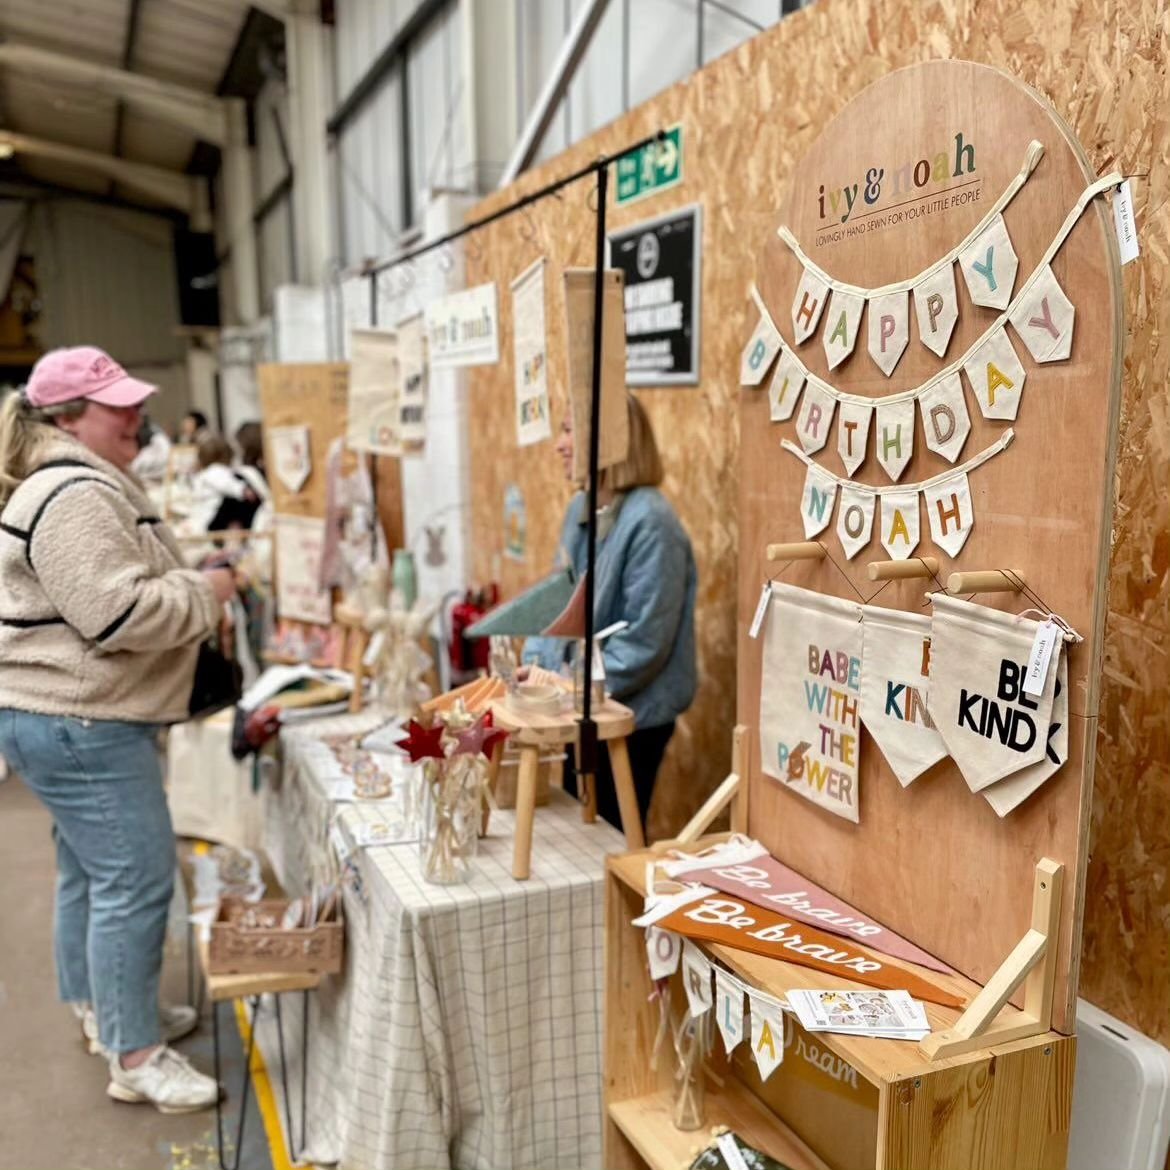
[511,745,540,880]
[607,735,645,849]
[481,739,505,837]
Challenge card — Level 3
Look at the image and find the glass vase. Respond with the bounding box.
[416,757,481,884]
[672,1012,710,1131]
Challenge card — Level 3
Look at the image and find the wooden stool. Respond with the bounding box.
[490,697,645,879]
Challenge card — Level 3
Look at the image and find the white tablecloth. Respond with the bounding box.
[259,714,623,1170]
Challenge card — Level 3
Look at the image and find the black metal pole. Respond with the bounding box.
[578,156,609,817]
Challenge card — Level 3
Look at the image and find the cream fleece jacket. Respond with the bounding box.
[0,435,221,723]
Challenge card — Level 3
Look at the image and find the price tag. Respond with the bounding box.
[748,583,772,639]
[1024,618,1060,696]
[717,1133,752,1170]
[1113,179,1140,265]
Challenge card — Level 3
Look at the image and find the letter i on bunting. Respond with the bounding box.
[958,212,1018,309]
[769,347,805,422]
[924,472,974,556]
[881,491,920,559]
[836,401,872,476]
[801,465,838,538]
[836,485,876,560]
[1008,265,1075,362]
[714,968,746,1054]
[681,939,714,1016]
[749,992,786,1081]
[867,290,910,376]
[740,297,783,386]
[918,373,970,463]
[913,265,959,357]
[791,269,829,344]
[875,399,914,481]
[796,378,836,454]
[822,289,865,369]
[963,327,1026,420]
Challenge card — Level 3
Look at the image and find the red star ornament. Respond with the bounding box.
[453,711,510,759]
[396,719,447,763]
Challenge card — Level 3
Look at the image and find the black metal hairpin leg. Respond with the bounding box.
[273,991,310,1162]
[185,922,206,1021]
[213,995,261,1170]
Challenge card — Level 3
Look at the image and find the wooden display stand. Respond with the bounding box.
[490,696,645,879]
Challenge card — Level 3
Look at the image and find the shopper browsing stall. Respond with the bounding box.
[524,393,697,833]
[0,347,235,1114]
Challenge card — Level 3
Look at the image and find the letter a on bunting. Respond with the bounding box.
[749,992,786,1081]
[880,490,920,559]
[822,288,865,370]
[963,326,1027,421]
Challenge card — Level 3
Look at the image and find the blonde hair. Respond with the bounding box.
[197,433,234,469]
[602,394,663,492]
[0,391,87,506]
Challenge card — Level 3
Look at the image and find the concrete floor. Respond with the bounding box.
[0,776,274,1170]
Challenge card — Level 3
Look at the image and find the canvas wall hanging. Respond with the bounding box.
[269,424,312,495]
[510,258,552,447]
[397,312,428,450]
[273,513,332,626]
[424,281,500,369]
[859,606,949,785]
[346,327,401,457]
[758,582,863,823]
[926,595,1062,791]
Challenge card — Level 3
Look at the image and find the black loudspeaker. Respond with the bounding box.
[173,229,221,328]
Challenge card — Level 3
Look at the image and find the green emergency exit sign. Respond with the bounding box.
[615,126,683,206]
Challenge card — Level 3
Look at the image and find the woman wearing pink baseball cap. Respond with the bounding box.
[0,347,235,1113]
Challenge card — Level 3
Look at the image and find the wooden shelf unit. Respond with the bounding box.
[604,853,1075,1170]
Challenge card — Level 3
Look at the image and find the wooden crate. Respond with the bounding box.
[604,855,1074,1170]
[208,897,344,977]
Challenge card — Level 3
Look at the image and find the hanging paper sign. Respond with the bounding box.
[397,312,428,449]
[958,212,1019,309]
[346,328,401,457]
[511,258,552,446]
[714,968,746,1054]
[740,297,783,386]
[791,268,829,344]
[749,992,786,1081]
[759,582,862,823]
[269,424,312,494]
[836,484,875,560]
[652,894,964,1006]
[768,347,805,422]
[681,939,714,1016]
[963,326,1027,421]
[1008,265,1075,363]
[913,265,960,358]
[927,596,1060,792]
[273,513,332,625]
[867,290,909,376]
[923,471,975,557]
[821,288,864,370]
[836,400,872,476]
[795,378,836,455]
[983,652,1069,817]
[880,490,920,560]
[860,606,949,787]
[875,399,915,482]
[800,464,838,539]
[918,373,970,463]
[663,839,953,974]
[424,281,500,368]
[646,926,682,980]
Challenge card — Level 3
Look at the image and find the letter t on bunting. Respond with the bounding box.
[836,401,872,476]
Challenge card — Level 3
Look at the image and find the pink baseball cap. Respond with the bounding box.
[26,346,156,410]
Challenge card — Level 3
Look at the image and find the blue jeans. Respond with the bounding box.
[0,710,174,1053]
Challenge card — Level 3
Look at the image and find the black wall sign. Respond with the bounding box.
[607,204,701,386]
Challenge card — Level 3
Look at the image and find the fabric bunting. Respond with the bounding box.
[1008,264,1075,362]
[714,967,746,1054]
[880,490,920,559]
[836,400,872,476]
[964,326,1027,421]
[739,297,783,386]
[800,463,838,538]
[822,288,865,370]
[646,925,682,980]
[918,373,970,463]
[923,471,975,557]
[867,289,910,376]
[681,939,714,1016]
[795,378,836,455]
[958,212,1019,309]
[836,484,876,559]
[748,992,786,1081]
[875,399,915,482]
[913,264,960,358]
[768,348,805,422]
[791,267,829,344]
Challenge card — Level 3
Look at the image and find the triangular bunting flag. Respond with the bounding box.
[867,290,910,376]
[958,212,1018,310]
[923,471,975,557]
[875,399,915,482]
[880,490,920,559]
[748,992,786,1081]
[1009,264,1075,362]
[681,939,714,1017]
[836,400,872,476]
[740,306,783,386]
[918,373,971,463]
[800,464,838,538]
[796,378,836,454]
[768,347,805,421]
[913,265,960,357]
[791,268,829,344]
[963,326,1026,421]
[646,926,682,980]
[822,288,865,370]
[714,968,746,1054]
[836,484,876,560]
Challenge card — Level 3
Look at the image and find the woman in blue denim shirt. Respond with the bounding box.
[524,395,697,834]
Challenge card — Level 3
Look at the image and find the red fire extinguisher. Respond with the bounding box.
[449,584,499,674]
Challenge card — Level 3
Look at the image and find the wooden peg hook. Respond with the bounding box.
[867,557,939,581]
[946,570,1026,595]
[765,542,826,562]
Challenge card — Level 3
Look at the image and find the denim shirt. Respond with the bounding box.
[523,487,697,729]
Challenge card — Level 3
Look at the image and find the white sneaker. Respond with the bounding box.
[106,1046,219,1114]
[81,1003,199,1055]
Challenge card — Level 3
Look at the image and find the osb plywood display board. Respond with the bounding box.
[740,60,1122,1034]
[465,0,1168,1043]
